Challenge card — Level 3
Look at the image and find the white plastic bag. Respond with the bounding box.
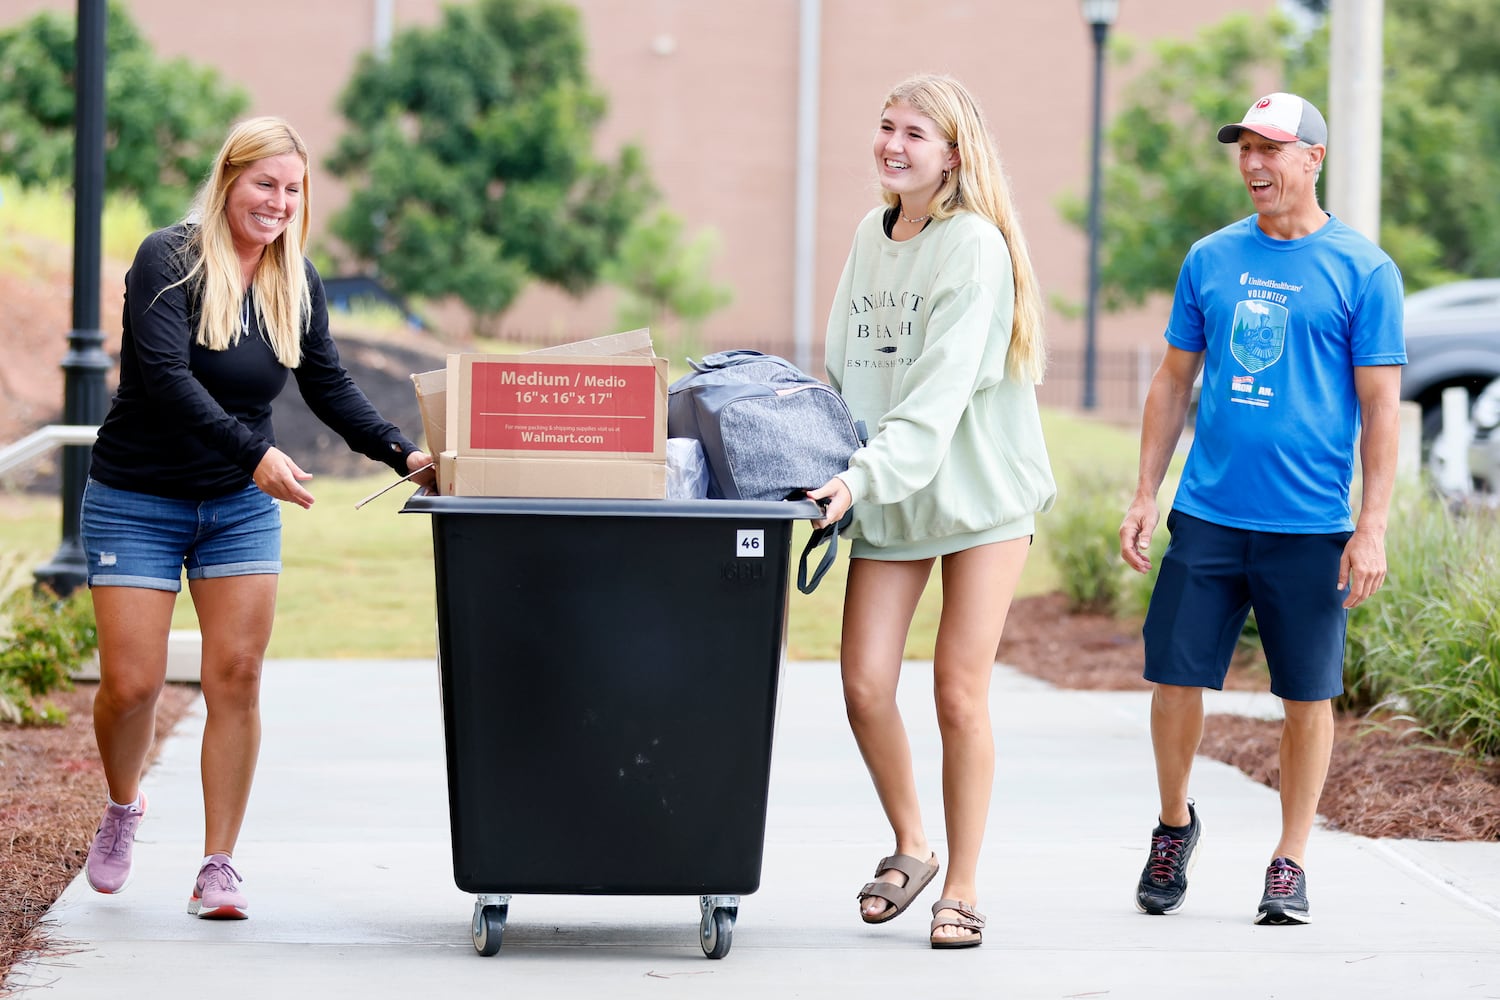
[666,437,710,499]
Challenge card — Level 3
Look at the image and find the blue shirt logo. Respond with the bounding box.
[1229,299,1287,374]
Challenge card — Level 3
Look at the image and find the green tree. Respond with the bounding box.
[603,210,732,360]
[0,2,248,226]
[1064,0,1500,307]
[1058,14,1296,312]
[1372,0,1500,282]
[326,0,655,329]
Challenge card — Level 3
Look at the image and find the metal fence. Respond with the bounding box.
[1038,346,1163,422]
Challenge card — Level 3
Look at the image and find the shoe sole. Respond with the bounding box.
[188,898,249,920]
[1255,907,1310,925]
[1134,839,1200,915]
[930,934,983,949]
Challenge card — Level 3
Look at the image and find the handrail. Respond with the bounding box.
[0,424,99,477]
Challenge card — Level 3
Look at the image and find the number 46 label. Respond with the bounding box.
[736,529,765,557]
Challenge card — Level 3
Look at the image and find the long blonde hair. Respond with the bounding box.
[171,116,312,368]
[881,74,1046,383]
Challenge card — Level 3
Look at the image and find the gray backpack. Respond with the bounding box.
[667,350,865,592]
[667,350,864,502]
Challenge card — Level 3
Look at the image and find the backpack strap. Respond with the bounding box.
[797,508,852,595]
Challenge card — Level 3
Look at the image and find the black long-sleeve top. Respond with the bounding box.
[90,226,418,500]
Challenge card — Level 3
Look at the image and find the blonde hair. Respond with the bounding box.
[171,116,312,368]
[881,74,1046,383]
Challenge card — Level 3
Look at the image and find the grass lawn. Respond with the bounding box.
[1,408,1153,661]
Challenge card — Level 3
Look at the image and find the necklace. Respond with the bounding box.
[900,209,931,225]
[241,293,251,336]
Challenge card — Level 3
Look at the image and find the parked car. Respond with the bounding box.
[1401,279,1500,443]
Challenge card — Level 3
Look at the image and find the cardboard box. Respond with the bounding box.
[410,366,449,454]
[525,327,654,359]
[445,352,668,461]
[440,451,666,499]
[411,334,651,458]
[410,331,656,456]
[412,330,670,499]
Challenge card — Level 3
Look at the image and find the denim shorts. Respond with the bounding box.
[80,478,282,592]
[1142,510,1353,702]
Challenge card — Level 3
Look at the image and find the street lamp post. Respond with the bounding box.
[1080,0,1119,411]
[33,0,111,597]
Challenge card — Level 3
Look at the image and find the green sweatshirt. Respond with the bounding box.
[825,207,1056,554]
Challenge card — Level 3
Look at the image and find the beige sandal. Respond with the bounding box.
[856,853,940,924]
[929,898,985,949]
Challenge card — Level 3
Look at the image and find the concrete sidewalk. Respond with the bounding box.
[11,659,1500,999]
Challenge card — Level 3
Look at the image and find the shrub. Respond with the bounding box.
[0,583,97,726]
[1343,487,1500,756]
[1051,471,1133,614]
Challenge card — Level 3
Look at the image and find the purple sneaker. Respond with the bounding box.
[85,793,147,894]
[188,854,249,919]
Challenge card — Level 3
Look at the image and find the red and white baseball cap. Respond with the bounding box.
[1217,92,1328,146]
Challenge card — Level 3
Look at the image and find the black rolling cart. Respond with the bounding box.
[402,493,819,958]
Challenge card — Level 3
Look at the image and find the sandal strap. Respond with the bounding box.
[930,898,986,931]
[872,853,935,882]
[857,879,902,904]
[856,854,939,909]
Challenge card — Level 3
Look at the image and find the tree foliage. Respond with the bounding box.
[603,210,732,358]
[326,0,656,326]
[1375,0,1500,283]
[0,1,248,226]
[1064,0,1500,309]
[1060,15,1293,311]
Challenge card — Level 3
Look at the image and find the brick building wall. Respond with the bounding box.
[8,0,1277,388]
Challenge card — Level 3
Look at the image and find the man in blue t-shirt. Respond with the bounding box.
[1118,92,1405,926]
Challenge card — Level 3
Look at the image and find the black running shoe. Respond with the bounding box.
[1135,802,1201,915]
[1255,856,1311,925]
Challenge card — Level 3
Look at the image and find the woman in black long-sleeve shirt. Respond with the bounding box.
[79,116,433,919]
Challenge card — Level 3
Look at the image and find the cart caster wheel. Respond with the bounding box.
[472,903,508,956]
[700,906,736,959]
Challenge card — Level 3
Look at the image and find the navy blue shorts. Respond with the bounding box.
[80,478,282,592]
[1142,510,1352,702]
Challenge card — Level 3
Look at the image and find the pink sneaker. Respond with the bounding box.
[188,854,249,919]
[85,793,147,894]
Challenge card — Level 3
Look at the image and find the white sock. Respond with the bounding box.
[107,793,141,811]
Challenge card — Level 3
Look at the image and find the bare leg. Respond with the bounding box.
[187,574,277,858]
[1150,683,1205,828]
[1273,698,1334,865]
[928,537,1029,943]
[841,556,935,920]
[91,587,176,804]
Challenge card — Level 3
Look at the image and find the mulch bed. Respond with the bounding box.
[1203,714,1500,841]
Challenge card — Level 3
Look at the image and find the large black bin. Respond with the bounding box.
[402,493,818,957]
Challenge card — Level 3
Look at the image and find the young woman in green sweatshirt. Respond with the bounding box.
[807,73,1056,949]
